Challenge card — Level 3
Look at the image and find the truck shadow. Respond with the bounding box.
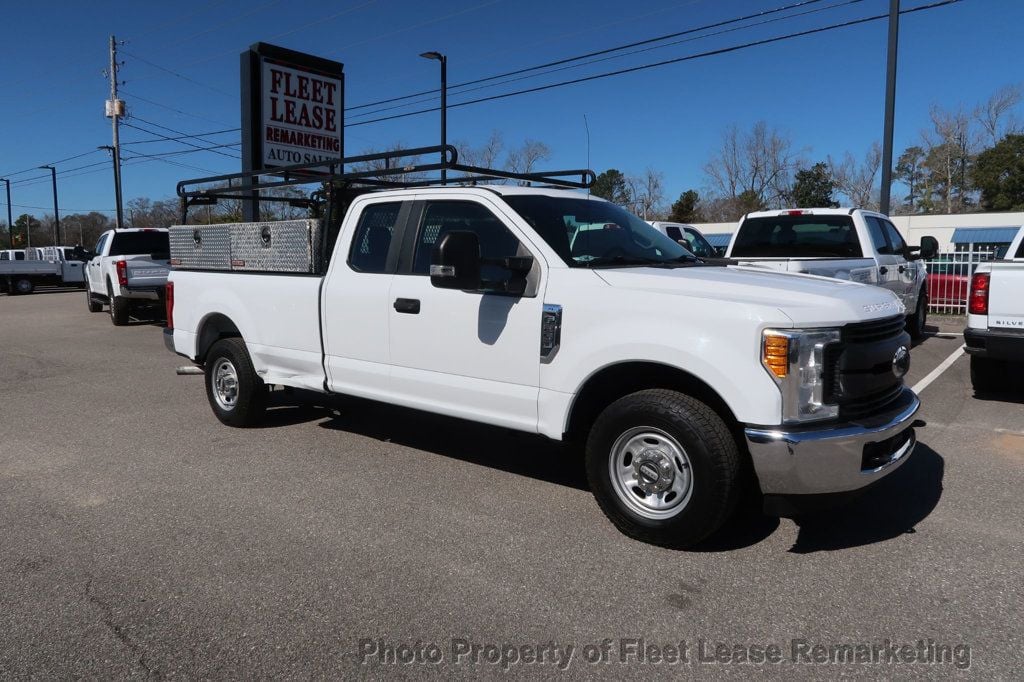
[786,443,945,553]
[313,396,588,490]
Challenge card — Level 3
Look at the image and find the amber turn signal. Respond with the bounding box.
[763,333,789,379]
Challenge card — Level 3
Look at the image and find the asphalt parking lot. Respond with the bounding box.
[1,290,1022,678]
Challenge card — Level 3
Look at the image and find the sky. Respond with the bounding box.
[0,0,1020,222]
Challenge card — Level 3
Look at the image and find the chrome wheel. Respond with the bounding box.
[608,427,693,520]
[211,358,239,410]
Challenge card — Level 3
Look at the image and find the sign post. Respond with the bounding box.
[240,43,344,221]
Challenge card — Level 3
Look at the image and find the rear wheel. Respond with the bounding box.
[906,288,927,341]
[970,356,1004,393]
[585,389,740,548]
[12,278,34,295]
[204,338,267,427]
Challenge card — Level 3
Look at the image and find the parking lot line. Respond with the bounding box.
[911,345,965,394]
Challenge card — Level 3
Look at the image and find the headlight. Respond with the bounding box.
[762,328,841,423]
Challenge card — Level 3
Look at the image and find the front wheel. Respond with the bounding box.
[204,338,267,427]
[585,389,741,548]
[85,282,102,312]
[906,289,927,341]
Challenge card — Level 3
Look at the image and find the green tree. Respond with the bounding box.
[973,134,1024,211]
[894,146,927,212]
[11,214,40,247]
[591,169,631,205]
[736,190,765,216]
[667,189,702,222]
[789,163,837,208]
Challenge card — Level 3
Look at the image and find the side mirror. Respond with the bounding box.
[919,236,939,260]
[430,230,481,291]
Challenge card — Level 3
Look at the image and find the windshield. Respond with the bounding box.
[731,215,863,258]
[503,195,695,267]
[109,231,169,257]
[681,228,717,258]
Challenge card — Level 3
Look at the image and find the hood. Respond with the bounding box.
[593,265,904,327]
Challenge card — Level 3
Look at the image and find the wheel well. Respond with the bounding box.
[196,313,242,362]
[564,362,740,443]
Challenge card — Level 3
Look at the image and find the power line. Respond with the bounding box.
[121,126,241,146]
[346,0,865,122]
[346,0,834,112]
[346,0,963,129]
[0,150,105,180]
[122,119,242,159]
[120,88,234,127]
[121,49,235,97]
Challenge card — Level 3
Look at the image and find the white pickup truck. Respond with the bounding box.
[648,221,719,260]
[84,228,171,325]
[0,246,86,294]
[965,225,1024,392]
[725,209,938,339]
[164,182,923,547]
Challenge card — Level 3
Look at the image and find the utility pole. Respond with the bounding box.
[879,0,900,215]
[38,166,60,245]
[1,178,11,248]
[107,35,125,229]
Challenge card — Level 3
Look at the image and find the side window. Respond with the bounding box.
[348,202,401,273]
[411,201,523,285]
[865,217,891,255]
[664,225,683,242]
[882,221,907,257]
[15,251,25,261]
[94,234,109,255]
[0,252,7,261]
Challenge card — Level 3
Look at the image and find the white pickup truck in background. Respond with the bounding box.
[648,221,719,260]
[84,228,171,325]
[964,225,1024,392]
[725,209,938,339]
[0,245,86,295]
[165,184,922,548]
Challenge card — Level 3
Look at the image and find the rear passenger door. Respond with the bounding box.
[322,200,410,399]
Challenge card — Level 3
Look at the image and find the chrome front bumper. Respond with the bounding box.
[745,389,920,496]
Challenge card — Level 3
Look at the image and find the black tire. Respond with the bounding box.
[108,282,129,326]
[85,283,102,312]
[12,278,34,295]
[585,389,741,548]
[906,289,927,341]
[204,338,268,427]
[970,356,1004,394]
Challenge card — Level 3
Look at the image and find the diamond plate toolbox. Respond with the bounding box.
[169,225,232,270]
[169,220,323,274]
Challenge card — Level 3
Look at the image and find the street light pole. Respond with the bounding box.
[879,0,900,215]
[420,51,447,184]
[1,178,11,248]
[39,165,60,246]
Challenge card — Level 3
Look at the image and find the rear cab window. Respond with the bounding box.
[731,215,864,258]
[108,231,169,257]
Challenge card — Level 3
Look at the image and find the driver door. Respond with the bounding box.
[387,197,545,432]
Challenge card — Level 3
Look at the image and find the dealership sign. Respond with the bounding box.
[241,43,344,173]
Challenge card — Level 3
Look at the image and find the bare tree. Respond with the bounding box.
[922,105,975,213]
[703,121,801,211]
[627,168,665,219]
[350,143,425,185]
[456,130,504,169]
[975,84,1022,147]
[506,139,551,184]
[829,142,882,210]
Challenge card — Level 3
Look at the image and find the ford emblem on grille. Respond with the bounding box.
[892,345,910,379]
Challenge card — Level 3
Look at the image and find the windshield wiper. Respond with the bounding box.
[583,255,676,268]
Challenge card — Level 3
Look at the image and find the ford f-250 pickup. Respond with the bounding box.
[725,209,938,340]
[84,228,171,325]
[163,156,922,548]
[965,225,1024,392]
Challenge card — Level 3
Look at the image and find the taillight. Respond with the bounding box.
[165,280,174,329]
[969,273,990,315]
[116,260,128,286]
